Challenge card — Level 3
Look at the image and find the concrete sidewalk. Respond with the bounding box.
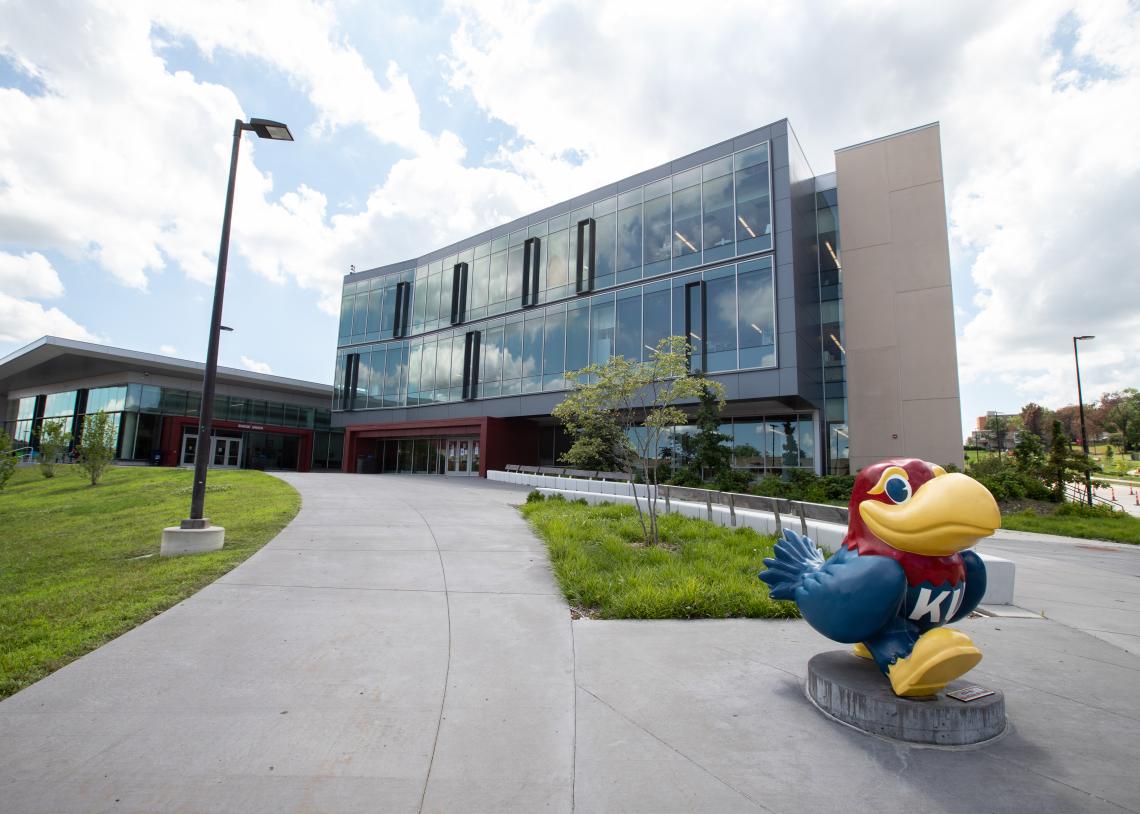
[0,473,572,813]
[2,475,1138,813]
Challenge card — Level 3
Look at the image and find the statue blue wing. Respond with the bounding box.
[948,549,987,623]
[794,547,908,644]
[759,528,826,600]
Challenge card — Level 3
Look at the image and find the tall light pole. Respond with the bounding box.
[180,118,293,534]
[1073,335,1095,506]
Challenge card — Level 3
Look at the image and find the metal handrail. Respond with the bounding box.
[1063,482,1124,512]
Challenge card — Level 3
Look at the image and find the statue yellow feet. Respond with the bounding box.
[887,628,982,697]
[852,642,873,659]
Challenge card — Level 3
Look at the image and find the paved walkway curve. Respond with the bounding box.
[4,475,1140,813]
[0,473,571,813]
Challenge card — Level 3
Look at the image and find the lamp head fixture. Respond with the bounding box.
[246,118,294,141]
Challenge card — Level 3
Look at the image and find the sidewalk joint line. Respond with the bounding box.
[411,502,452,814]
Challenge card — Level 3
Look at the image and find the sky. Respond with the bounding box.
[0,0,1137,439]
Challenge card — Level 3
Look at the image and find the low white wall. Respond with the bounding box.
[492,471,1016,606]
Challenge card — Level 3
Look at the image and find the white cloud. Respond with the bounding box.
[159,344,178,356]
[0,292,100,345]
[0,251,64,298]
[0,250,97,346]
[442,0,1140,414]
[240,355,272,374]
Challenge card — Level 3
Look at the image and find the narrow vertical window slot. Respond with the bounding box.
[393,281,412,337]
[344,353,360,410]
[522,237,541,307]
[684,281,707,373]
[451,262,469,325]
[462,330,481,400]
[575,218,595,294]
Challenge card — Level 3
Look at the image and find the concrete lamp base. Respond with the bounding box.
[161,525,225,557]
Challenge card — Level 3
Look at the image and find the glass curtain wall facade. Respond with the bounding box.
[334,127,827,476]
[335,142,775,408]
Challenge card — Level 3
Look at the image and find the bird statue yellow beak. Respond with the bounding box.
[858,472,1001,557]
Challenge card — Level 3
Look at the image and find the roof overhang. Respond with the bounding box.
[0,336,331,401]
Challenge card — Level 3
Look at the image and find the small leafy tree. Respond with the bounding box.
[554,336,722,545]
[0,428,18,491]
[36,418,72,479]
[76,411,116,486]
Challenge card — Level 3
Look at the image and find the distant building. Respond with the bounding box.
[331,120,964,476]
[1,336,343,471]
[967,411,1019,450]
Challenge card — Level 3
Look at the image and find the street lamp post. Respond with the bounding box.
[162,118,292,555]
[1073,335,1095,506]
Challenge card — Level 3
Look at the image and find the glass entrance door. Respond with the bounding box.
[213,437,242,468]
[444,438,479,476]
[180,433,242,468]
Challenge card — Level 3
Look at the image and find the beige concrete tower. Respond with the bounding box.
[836,123,964,471]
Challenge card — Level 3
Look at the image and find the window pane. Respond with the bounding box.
[704,270,737,372]
[617,204,642,276]
[488,250,507,312]
[593,211,616,289]
[423,274,441,325]
[643,194,671,269]
[590,293,615,366]
[507,243,524,305]
[383,345,401,406]
[366,288,385,339]
[502,321,523,394]
[44,390,77,417]
[642,283,670,359]
[672,184,701,261]
[421,342,437,402]
[702,174,735,263]
[351,292,368,339]
[738,258,775,368]
[616,289,641,361]
[735,149,771,252]
[481,325,503,398]
[440,267,454,326]
[436,337,452,400]
[338,292,354,340]
[523,314,544,392]
[366,349,384,406]
[451,335,466,395]
[545,229,569,294]
[566,301,590,373]
[543,305,566,387]
[470,255,490,314]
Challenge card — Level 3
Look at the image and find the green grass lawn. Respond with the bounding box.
[0,465,300,699]
[1001,506,1140,545]
[520,496,797,619]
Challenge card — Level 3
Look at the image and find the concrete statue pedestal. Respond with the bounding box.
[160,522,225,557]
[806,651,1006,746]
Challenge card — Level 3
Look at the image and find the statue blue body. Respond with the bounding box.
[760,458,1001,697]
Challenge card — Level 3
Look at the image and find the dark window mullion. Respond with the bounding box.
[523,237,541,307]
[462,330,481,400]
[575,218,595,294]
[684,281,707,373]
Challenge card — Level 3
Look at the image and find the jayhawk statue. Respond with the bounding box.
[760,459,1001,697]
